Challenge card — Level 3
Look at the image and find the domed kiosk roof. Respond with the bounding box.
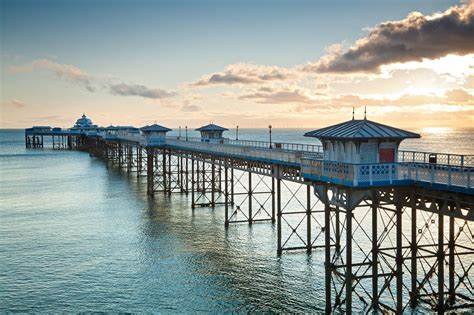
[140,124,172,132]
[196,123,228,132]
[73,114,97,128]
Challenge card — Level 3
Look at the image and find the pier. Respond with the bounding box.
[25,115,473,314]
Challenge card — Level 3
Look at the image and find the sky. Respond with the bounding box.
[1,0,473,129]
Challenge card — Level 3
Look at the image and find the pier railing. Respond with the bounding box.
[301,158,473,191]
[165,136,323,155]
[398,150,474,167]
[165,138,308,166]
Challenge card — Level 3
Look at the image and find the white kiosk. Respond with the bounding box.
[304,118,420,164]
[196,123,228,143]
[140,124,172,139]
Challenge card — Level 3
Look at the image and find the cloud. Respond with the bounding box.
[294,88,474,112]
[10,59,96,92]
[181,104,202,112]
[109,83,175,99]
[192,63,296,86]
[465,75,474,88]
[1,99,27,108]
[239,87,315,104]
[303,2,474,73]
[10,59,176,99]
[445,88,474,102]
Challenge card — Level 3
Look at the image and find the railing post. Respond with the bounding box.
[431,164,435,184]
[448,166,452,186]
[353,164,358,186]
[468,169,471,189]
[369,164,373,185]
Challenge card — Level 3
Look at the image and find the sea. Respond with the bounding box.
[0,127,473,312]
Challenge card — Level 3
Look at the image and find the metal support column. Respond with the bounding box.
[372,192,379,310]
[146,148,154,196]
[211,161,216,207]
[324,184,331,314]
[224,160,229,226]
[191,155,195,209]
[335,206,341,252]
[306,185,312,253]
[277,170,282,255]
[163,151,167,194]
[448,205,455,305]
[396,203,403,314]
[248,170,253,224]
[271,174,276,223]
[438,213,445,314]
[411,195,418,308]
[346,204,353,314]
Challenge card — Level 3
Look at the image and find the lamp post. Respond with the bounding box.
[179,126,181,139]
[185,126,188,141]
[236,125,239,141]
[268,124,272,148]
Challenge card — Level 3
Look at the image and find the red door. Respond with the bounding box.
[379,148,395,163]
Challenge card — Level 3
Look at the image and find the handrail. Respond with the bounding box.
[398,150,474,167]
[165,136,323,153]
[301,157,473,190]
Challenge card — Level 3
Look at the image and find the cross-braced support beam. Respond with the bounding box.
[318,186,474,313]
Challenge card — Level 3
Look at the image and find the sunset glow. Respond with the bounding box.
[1,0,474,129]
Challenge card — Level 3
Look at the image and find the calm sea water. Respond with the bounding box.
[1,128,473,312]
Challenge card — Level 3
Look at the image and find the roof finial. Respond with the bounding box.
[352,107,355,120]
[364,106,367,120]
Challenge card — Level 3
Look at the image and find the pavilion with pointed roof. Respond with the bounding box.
[196,123,228,140]
[304,118,420,164]
[140,124,172,138]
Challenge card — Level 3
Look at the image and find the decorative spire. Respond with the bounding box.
[352,107,355,120]
[364,106,367,120]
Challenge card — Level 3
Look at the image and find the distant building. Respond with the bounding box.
[70,114,99,133]
[30,126,51,133]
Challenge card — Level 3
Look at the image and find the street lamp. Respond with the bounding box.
[179,126,181,139]
[236,125,239,140]
[185,126,188,141]
[268,124,272,148]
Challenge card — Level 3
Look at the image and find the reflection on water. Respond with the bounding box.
[0,128,473,312]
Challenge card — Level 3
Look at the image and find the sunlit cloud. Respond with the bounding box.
[1,99,27,108]
[10,59,96,92]
[239,87,316,104]
[191,63,297,86]
[181,104,202,112]
[10,59,176,100]
[109,83,175,99]
[303,2,474,73]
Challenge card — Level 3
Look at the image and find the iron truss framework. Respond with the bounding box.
[26,136,474,314]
